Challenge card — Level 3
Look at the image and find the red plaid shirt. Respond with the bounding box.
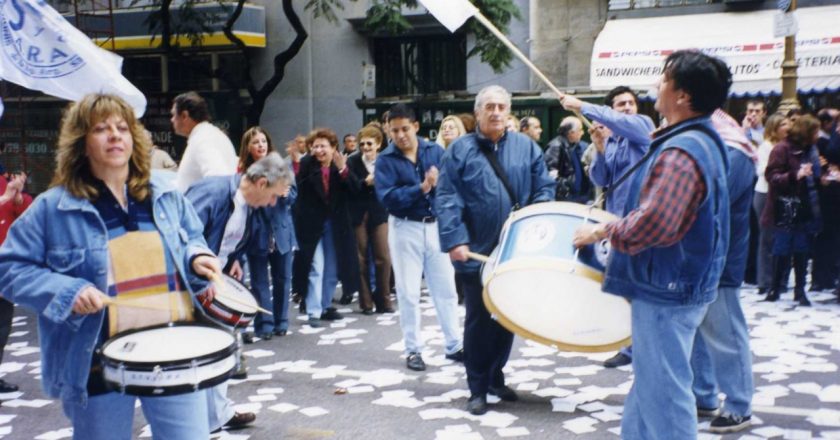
[604,149,707,255]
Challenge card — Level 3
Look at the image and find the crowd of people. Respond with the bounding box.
[0,48,839,439]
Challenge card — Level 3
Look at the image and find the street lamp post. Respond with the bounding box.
[778,0,800,113]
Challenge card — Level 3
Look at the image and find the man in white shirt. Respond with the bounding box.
[171,92,237,192]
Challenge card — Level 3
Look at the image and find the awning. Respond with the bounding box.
[590,5,840,97]
[66,2,266,50]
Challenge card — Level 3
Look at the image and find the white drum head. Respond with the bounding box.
[484,266,631,352]
[219,276,258,312]
[103,325,236,363]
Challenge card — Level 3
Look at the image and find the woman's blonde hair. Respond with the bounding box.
[52,94,151,201]
[435,115,467,148]
[763,113,788,144]
[238,126,275,171]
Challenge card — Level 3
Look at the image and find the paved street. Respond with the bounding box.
[0,287,839,439]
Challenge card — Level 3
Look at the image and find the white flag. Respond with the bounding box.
[0,0,147,116]
[418,0,478,33]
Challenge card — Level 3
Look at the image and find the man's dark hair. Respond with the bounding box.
[604,86,637,108]
[520,116,538,132]
[387,104,416,123]
[745,99,766,111]
[343,133,355,142]
[817,108,837,126]
[663,50,732,114]
[173,91,211,123]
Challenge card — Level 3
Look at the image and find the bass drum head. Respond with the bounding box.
[484,264,631,352]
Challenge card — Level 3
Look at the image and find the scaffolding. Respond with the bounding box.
[72,0,117,51]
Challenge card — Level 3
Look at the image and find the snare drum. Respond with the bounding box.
[198,274,258,328]
[481,201,631,353]
[101,323,237,396]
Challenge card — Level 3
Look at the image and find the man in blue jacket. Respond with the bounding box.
[436,85,555,415]
[561,85,656,368]
[185,152,292,433]
[374,104,464,373]
[573,51,732,439]
[689,109,757,434]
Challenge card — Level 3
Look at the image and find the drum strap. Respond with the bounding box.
[479,146,520,211]
[603,121,723,201]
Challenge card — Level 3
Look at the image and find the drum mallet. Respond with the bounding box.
[99,293,174,312]
[467,252,490,263]
[208,272,274,315]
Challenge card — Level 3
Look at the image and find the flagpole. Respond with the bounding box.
[471,12,593,129]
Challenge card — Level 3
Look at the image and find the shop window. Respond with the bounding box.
[373,34,466,97]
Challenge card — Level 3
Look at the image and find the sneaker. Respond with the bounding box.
[445,349,464,363]
[709,413,751,433]
[603,352,632,368]
[308,317,322,328]
[697,406,721,418]
[241,332,255,344]
[406,352,426,371]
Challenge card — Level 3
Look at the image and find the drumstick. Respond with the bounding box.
[207,272,274,315]
[99,294,174,312]
[467,251,490,263]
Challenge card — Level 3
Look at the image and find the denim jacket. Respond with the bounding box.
[0,173,213,404]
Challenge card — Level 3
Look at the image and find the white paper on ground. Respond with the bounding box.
[299,406,329,417]
[267,403,299,413]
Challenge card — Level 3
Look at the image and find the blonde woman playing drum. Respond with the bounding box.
[0,94,220,440]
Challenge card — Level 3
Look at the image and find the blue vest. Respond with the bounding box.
[602,116,730,305]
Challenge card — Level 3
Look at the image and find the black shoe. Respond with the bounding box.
[467,395,488,415]
[231,368,248,380]
[709,413,751,433]
[273,329,288,336]
[603,352,632,368]
[809,284,825,292]
[223,412,256,430]
[241,332,255,344]
[376,307,395,314]
[697,406,721,418]
[406,352,426,371]
[257,332,273,340]
[0,380,18,393]
[757,287,768,295]
[797,295,812,307]
[488,385,518,402]
[445,349,464,363]
[361,308,374,316]
[762,290,780,302]
[299,301,307,314]
[321,308,344,321]
[338,294,353,305]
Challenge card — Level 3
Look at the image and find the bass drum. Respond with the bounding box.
[481,201,631,353]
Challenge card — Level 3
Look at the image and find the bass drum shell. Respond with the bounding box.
[482,202,631,352]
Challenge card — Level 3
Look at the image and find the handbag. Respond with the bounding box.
[773,194,811,229]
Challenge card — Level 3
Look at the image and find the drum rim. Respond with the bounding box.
[506,201,619,225]
[483,259,632,353]
[100,322,237,369]
[204,297,258,323]
[103,355,236,396]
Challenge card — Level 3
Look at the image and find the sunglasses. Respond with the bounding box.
[359,141,377,146]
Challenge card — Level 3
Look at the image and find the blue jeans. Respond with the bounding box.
[62,391,208,440]
[307,220,338,319]
[387,216,462,355]
[622,298,708,440]
[248,250,294,333]
[691,286,753,417]
[206,383,235,431]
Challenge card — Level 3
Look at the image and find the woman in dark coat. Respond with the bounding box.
[762,115,823,306]
[347,125,393,314]
[292,128,360,327]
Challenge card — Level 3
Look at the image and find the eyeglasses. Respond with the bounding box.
[359,141,376,146]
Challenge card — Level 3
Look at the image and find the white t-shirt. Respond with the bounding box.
[218,190,248,268]
[176,121,237,193]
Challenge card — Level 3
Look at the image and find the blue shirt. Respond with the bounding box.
[583,103,655,215]
[375,138,444,219]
